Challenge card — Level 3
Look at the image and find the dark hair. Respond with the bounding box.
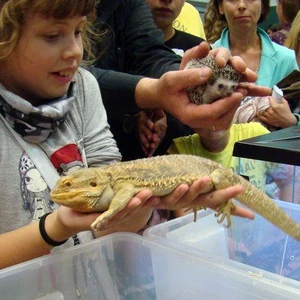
[213,0,270,23]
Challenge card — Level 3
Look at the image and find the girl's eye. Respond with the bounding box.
[43,34,59,42]
[75,28,83,36]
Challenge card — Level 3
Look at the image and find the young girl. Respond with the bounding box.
[0,0,122,268]
[0,0,254,270]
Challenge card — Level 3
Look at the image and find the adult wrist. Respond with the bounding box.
[135,78,159,109]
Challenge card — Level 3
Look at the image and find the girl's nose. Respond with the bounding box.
[62,36,83,60]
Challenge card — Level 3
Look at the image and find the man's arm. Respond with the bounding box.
[87,67,144,114]
[91,0,181,114]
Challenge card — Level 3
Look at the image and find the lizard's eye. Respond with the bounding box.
[64,180,72,188]
[90,181,97,187]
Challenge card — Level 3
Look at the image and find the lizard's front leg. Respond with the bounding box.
[91,184,138,231]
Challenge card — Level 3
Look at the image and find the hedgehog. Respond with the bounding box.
[184,55,242,105]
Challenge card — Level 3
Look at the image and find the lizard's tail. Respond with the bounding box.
[211,169,300,242]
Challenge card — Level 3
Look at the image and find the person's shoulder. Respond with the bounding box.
[174,29,204,42]
[211,28,228,48]
[272,40,297,58]
[75,68,98,85]
[259,28,294,56]
[167,29,204,51]
[73,68,101,99]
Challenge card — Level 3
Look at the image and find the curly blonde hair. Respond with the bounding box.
[0,0,102,63]
[204,0,227,43]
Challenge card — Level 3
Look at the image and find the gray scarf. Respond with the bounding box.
[0,82,75,143]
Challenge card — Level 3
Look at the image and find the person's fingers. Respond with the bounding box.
[154,178,212,210]
[238,83,272,97]
[151,108,166,122]
[171,177,213,205]
[142,123,154,140]
[151,132,159,143]
[230,205,254,219]
[139,132,150,150]
[176,100,241,130]
[209,46,231,68]
[203,185,245,208]
[227,55,247,72]
[177,93,242,130]
[180,41,210,69]
[154,184,190,209]
[162,67,213,95]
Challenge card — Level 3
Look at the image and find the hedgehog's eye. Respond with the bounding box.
[90,181,97,187]
[218,84,224,89]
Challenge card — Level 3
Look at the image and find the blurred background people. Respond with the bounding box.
[269,0,300,45]
[285,10,300,67]
[173,2,206,39]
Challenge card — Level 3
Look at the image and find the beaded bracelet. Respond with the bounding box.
[39,213,68,247]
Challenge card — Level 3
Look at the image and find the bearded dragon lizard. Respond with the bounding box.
[50,154,300,241]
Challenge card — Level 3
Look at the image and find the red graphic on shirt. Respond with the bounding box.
[50,144,83,174]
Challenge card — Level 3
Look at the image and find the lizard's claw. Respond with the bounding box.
[214,200,236,228]
[91,215,106,231]
[193,206,205,222]
[193,208,197,222]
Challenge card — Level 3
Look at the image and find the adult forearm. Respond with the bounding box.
[88,66,143,113]
[134,77,161,109]
[88,66,142,94]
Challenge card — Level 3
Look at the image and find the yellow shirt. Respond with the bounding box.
[173,3,206,39]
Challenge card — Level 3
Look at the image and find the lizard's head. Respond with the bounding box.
[50,167,112,212]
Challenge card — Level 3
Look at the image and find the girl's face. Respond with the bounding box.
[0,13,86,103]
[218,0,262,30]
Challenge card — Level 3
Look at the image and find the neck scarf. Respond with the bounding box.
[0,82,75,143]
